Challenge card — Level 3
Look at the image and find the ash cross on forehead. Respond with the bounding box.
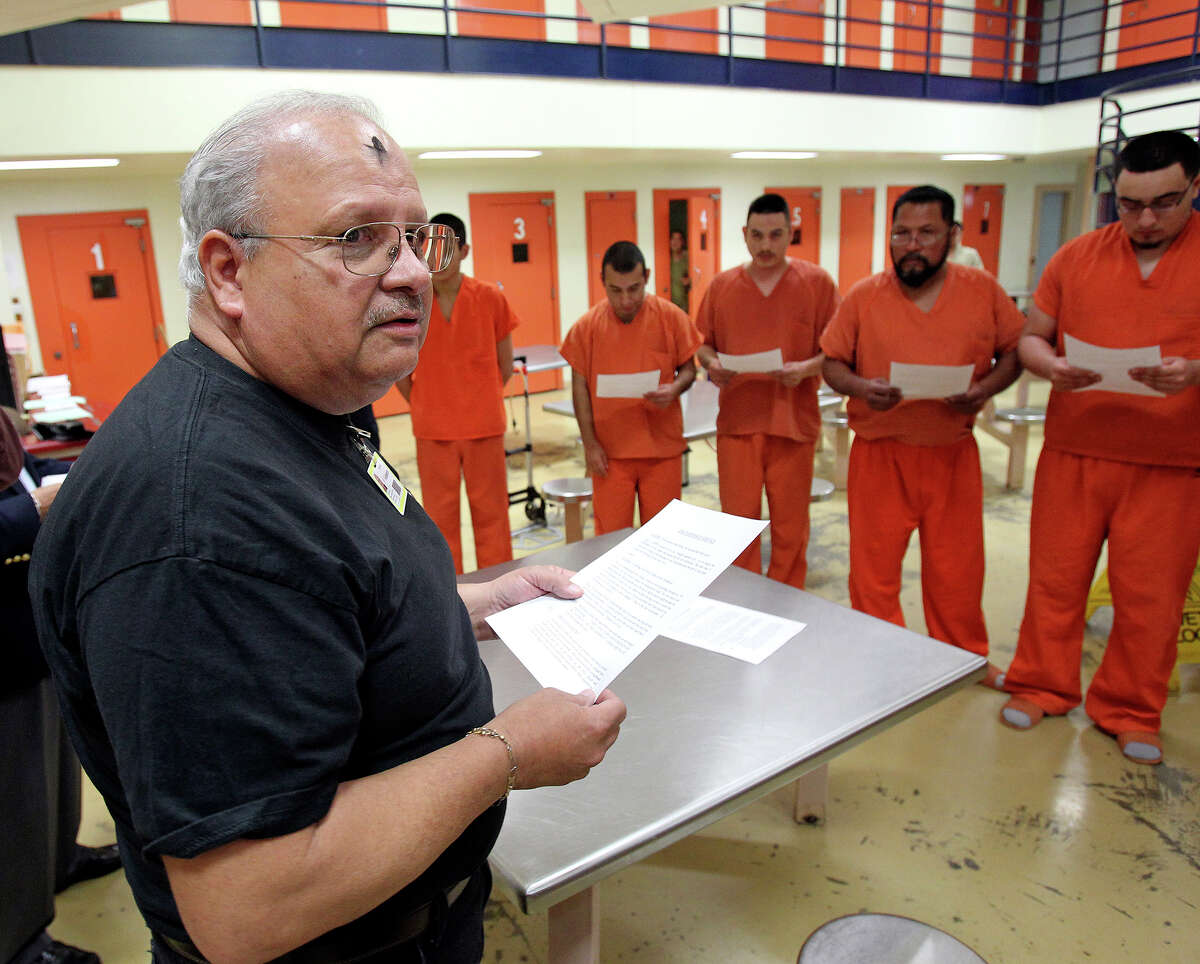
[366,135,388,162]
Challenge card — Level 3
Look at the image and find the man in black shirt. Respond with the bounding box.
[30,91,625,964]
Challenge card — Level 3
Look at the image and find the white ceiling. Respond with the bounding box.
[1,1,124,37]
[578,0,726,24]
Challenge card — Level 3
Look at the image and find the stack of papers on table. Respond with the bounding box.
[24,374,91,421]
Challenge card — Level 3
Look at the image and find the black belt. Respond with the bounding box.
[157,875,471,964]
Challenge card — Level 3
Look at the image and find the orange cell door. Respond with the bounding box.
[469,192,562,395]
[961,184,1004,276]
[972,0,1013,79]
[18,211,166,420]
[577,2,630,46]
[845,0,882,68]
[893,1,943,73]
[1116,0,1195,68]
[764,0,825,63]
[169,1,252,24]
[457,0,547,41]
[885,184,917,239]
[277,1,387,30]
[649,10,719,54]
[767,186,821,265]
[838,188,875,294]
[652,188,721,322]
[584,191,637,309]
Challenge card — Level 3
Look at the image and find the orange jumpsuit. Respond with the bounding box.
[696,260,838,589]
[409,275,520,573]
[560,295,701,535]
[1006,212,1200,733]
[820,265,1024,655]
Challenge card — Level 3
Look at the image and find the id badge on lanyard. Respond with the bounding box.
[348,424,408,515]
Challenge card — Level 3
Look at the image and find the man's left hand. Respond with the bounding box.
[1128,357,1199,395]
[470,566,581,639]
[642,384,677,408]
[769,360,815,388]
[944,384,988,415]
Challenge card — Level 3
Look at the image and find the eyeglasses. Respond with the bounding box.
[1115,191,1190,217]
[889,228,948,247]
[234,222,456,276]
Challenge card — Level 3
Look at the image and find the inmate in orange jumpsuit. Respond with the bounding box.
[696,260,838,589]
[820,265,1024,655]
[408,275,520,573]
[560,295,701,534]
[1006,212,1200,733]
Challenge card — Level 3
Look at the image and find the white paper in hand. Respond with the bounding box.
[1063,334,1164,397]
[485,501,767,696]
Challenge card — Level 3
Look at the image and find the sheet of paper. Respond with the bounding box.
[1063,334,1164,397]
[716,348,784,373]
[34,405,92,422]
[486,500,767,696]
[24,395,88,411]
[889,362,974,399]
[595,370,661,399]
[40,473,69,486]
[662,596,805,665]
[26,374,71,397]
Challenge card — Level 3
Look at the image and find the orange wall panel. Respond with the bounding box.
[839,188,875,294]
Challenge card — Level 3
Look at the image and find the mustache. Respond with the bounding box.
[365,295,425,328]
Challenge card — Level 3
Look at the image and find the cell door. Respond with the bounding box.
[653,189,720,322]
[1116,0,1194,68]
[972,0,1013,79]
[893,1,943,73]
[1028,186,1072,293]
[961,184,1004,275]
[885,183,918,242]
[277,1,387,30]
[764,0,825,63]
[18,211,166,419]
[766,186,821,265]
[457,0,547,41]
[648,11,719,54]
[838,188,875,294]
[469,192,562,395]
[584,191,637,309]
[845,0,883,68]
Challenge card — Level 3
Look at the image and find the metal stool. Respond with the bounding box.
[977,404,1045,490]
[820,408,850,490]
[811,477,835,502]
[799,913,987,963]
[542,477,593,544]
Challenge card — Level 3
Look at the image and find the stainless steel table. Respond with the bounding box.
[468,532,984,963]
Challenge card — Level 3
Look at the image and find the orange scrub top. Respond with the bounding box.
[697,260,838,442]
[821,264,1024,447]
[409,275,520,440]
[1035,211,1200,468]
[560,294,702,460]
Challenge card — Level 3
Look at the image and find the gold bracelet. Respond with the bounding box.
[468,726,517,804]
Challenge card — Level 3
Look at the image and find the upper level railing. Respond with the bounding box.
[1094,64,1200,222]
[4,0,1198,106]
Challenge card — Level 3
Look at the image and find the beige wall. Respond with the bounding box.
[0,63,1141,372]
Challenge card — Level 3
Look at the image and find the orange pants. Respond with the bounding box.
[716,433,814,590]
[846,435,988,656]
[592,456,680,535]
[415,435,513,574]
[1007,450,1200,733]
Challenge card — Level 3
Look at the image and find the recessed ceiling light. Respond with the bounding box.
[0,158,120,171]
[731,151,818,160]
[940,153,1008,162]
[417,150,542,160]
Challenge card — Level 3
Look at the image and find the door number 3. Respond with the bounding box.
[513,217,526,241]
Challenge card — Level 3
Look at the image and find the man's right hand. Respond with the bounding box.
[1046,357,1101,392]
[490,688,626,789]
[705,359,735,387]
[584,440,609,478]
[863,378,902,410]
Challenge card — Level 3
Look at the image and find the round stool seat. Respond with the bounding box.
[543,477,593,503]
[821,409,849,426]
[810,478,836,502]
[994,406,1045,423]
[799,913,986,964]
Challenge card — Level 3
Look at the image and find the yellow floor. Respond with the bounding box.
[52,379,1199,962]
